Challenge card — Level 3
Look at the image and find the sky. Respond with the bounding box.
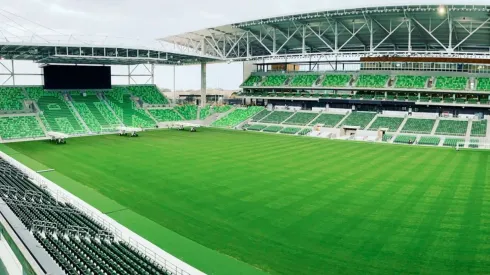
[1,0,487,90]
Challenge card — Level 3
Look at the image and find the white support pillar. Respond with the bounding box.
[173,65,176,103]
[127,65,131,85]
[11,60,15,86]
[200,62,206,107]
[150,64,155,85]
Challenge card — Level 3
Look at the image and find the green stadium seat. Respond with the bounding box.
[477,78,490,91]
[241,75,262,86]
[261,75,289,86]
[0,116,45,139]
[338,112,376,129]
[401,118,436,134]
[298,128,312,135]
[289,75,319,87]
[471,120,487,137]
[105,89,155,128]
[382,134,393,142]
[263,125,283,133]
[260,111,293,124]
[251,110,271,122]
[356,75,389,88]
[174,105,198,120]
[435,76,468,90]
[283,112,318,125]
[247,124,267,131]
[394,75,428,89]
[435,120,468,136]
[128,85,168,105]
[280,127,301,134]
[212,106,263,127]
[321,75,351,87]
[310,114,345,127]
[443,138,465,147]
[368,117,404,131]
[418,136,441,146]
[149,109,183,121]
[35,93,87,135]
[394,135,417,144]
[0,87,26,110]
[71,92,120,133]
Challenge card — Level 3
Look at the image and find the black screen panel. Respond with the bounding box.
[43,65,111,90]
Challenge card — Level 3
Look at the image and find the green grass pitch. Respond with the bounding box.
[5,128,490,275]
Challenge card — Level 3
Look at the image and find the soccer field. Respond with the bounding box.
[5,128,490,275]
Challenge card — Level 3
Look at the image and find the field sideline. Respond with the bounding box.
[4,128,490,274]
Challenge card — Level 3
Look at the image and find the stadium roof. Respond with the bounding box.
[163,5,490,62]
[0,10,221,65]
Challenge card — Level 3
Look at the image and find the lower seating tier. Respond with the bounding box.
[394,135,417,144]
[0,116,45,139]
[212,107,263,127]
[149,109,183,121]
[418,136,441,146]
[368,117,404,131]
[471,120,487,137]
[284,112,318,125]
[435,120,468,136]
[338,112,376,129]
[401,118,435,134]
[260,111,293,124]
[310,114,345,127]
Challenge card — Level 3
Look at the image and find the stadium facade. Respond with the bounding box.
[0,4,490,275]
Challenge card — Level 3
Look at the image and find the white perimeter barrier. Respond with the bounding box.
[0,151,205,275]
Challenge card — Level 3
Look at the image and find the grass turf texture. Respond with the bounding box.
[4,128,490,275]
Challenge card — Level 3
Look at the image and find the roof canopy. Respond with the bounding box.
[163,5,490,62]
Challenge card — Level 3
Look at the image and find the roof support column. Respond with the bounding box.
[11,60,15,86]
[448,13,453,52]
[200,62,206,107]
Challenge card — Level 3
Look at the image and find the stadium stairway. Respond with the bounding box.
[34,115,48,136]
[144,108,160,124]
[281,112,297,124]
[395,117,409,135]
[97,93,125,126]
[65,96,92,134]
[364,114,379,130]
[333,112,351,128]
[308,111,324,125]
[465,120,473,143]
[430,117,440,135]
[203,107,235,126]
[256,110,273,122]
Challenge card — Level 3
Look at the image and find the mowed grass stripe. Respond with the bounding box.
[6,128,490,275]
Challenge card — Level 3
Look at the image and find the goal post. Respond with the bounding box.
[456,141,490,151]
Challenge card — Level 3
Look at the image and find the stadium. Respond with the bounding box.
[1,3,490,275]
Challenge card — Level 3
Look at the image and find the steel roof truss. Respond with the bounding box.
[411,18,448,51]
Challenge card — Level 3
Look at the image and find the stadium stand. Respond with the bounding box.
[356,75,389,88]
[25,86,44,101]
[263,125,283,133]
[471,120,487,137]
[283,112,318,125]
[105,89,155,128]
[149,109,183,121]
[289,75,318,87]
[298,128,312,135]
[435,120,468,136]
[435,76,468,90]
[280,127,301,134]
[0,158,171,275]
[128,85,168,105]
[261,75,289,86]
[260,111,293,124]
[241,75,262,86]
[174,105,198,120]
[368,116,404,131]
[199,106,211,119]
[418,136,441,146]
[310,113,345,127]
[36,92,87,135]
[321,75,351,87]
[247,124,267,131]
[71,92,119,133]
[214,105,232,113]
[394,135,417,144]
[476,78,490,91]
[338,112,376,129]
[394,75,428,89]
[212,106,263,127]
[443,137,465,147]
[251,110,271,121]
[0,87,26,111]
[0,116,45,140]
[401,118,436,134]
[382,134,393,142]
